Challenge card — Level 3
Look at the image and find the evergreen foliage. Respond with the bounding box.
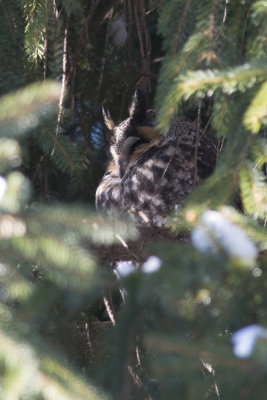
[0,1,266,400]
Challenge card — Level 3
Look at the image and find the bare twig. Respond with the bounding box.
[43,0,49,79]
[32,156,44,183]
[70,62,76,114]
[127,0,134,60]
[51,18,69,157]
[84,322,92,352]
[53,0,60,19]
[41,123,75,170]
[134,0,151,91]
[44,154,48,200]
[97,8,113,96]
[171,0,193,53]
[103,295,116,326]
[69,0,101,112]
[194,102,201,186]
[0,0,20,51]
[51,0,63,55]
[203,112,213,136]
[127,8,155,26]
[217,136,225,160]
[216,0,229,41]
[134,1,145,61]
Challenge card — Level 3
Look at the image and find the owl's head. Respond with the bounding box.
[103,89,161,177]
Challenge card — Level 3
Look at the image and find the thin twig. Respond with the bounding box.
[194,102,201,186]
[171,0,193,53]
[127,0,134,60]
[217,136,225,160]
[69,0,101,112]
[44,154,48,200]
[127,8,155,26]
[203,112,213,136]
[127,365,143,388]
[32,156,44,183]
[240,3,251,59]
[97,8,113,96]
[160,121,184,181]
[134,0,151,91]
[215,0,229,41]
[116,234,129,249]
[51,1,63,56]
[53,0,60,19]
[0,0,20,52]
[51,18,69,157]
[43,0,49,79]
[134,1,145,60]
[70,62,76,114]
[41,123,75,170]
[136,345,141,367]
[84,322,92,352]
[103,295,116,326]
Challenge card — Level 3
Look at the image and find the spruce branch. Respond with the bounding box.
[0,81,61,137]
[244,81,267,134]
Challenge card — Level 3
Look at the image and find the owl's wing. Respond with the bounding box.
[120,118,217,225]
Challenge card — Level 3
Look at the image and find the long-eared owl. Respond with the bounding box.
[96,90,217,226]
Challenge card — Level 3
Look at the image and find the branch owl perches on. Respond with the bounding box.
[96,90,217,226]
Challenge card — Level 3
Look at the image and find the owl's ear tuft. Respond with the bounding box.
[129,89,148,125]
[102,107,115,131]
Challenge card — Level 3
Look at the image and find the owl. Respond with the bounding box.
[95,90,217,226]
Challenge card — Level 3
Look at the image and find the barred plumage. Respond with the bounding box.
[96,90,217,226]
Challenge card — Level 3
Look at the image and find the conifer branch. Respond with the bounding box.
[170,0,193,53]
[41,123,75,170]
[244,81,267,133]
